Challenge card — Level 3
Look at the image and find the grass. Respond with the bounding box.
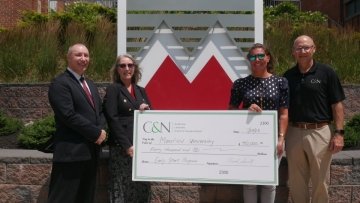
[0,8,359,84]
[0,18,117,82]
[265,20,360,83]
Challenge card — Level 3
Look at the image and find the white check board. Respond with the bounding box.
[132,110,278,185]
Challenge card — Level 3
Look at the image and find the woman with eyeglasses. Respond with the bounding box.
[228,43,289,203]
[103,54,151,203]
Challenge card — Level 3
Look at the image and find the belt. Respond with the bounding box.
[292,122,329,129]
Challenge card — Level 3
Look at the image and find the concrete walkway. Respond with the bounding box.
[0,149,53,158]
[0,148,110,159]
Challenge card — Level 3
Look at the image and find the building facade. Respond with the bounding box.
[343,0,360,30]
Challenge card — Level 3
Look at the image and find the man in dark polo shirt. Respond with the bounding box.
[283,35,345,203]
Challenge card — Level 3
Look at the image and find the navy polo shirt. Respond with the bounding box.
[283,61,345,123]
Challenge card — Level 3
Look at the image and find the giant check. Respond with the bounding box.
[132,110,279,185]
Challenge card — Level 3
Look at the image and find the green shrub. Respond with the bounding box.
[19,2,116,32]
[19,11,49,26]
[18,115,55,149]
[265,21,360,83]
[63,2,116,25]
[344,114,360,149]
[0,111,23,136]
[264,2,327,25]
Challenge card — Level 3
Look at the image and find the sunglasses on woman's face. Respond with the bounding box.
[116,63,134,69]
[248,54,266,62]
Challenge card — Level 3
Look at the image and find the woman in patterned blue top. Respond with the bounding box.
[229,43,289,203]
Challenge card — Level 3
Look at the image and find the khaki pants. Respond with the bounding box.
[285,125,332,203]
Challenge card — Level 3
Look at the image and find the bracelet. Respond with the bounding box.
[279,133,285,138]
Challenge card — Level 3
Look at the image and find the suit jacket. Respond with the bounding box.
[48,70,106,162]
[103,83,151,150]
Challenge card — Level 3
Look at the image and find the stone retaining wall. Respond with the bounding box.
[0,83,359,123]
[0,149,359,203]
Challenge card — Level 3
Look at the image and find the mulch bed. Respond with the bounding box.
[0,134,22,149]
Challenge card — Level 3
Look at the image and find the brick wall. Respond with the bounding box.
[0,0,48,28]
[301,0,342,26]
[0,149,359,203]
[345,15,360,31]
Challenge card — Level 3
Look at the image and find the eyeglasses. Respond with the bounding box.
[248,54,266,62]
[294,46,313,52]
[116,63,134,69]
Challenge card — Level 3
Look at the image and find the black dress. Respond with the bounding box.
[109,145,150,203]
[229,75,289,110]
[103,83,151,203]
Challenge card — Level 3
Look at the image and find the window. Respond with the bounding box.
[345,0,360,18]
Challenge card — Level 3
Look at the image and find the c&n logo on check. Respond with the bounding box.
[143,121,171,133]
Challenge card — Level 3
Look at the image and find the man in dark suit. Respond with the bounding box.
[47,43,107,203]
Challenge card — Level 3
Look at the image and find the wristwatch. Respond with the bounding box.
[334,129,345,135]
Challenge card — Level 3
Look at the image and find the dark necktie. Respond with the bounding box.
[80,77,95,108]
